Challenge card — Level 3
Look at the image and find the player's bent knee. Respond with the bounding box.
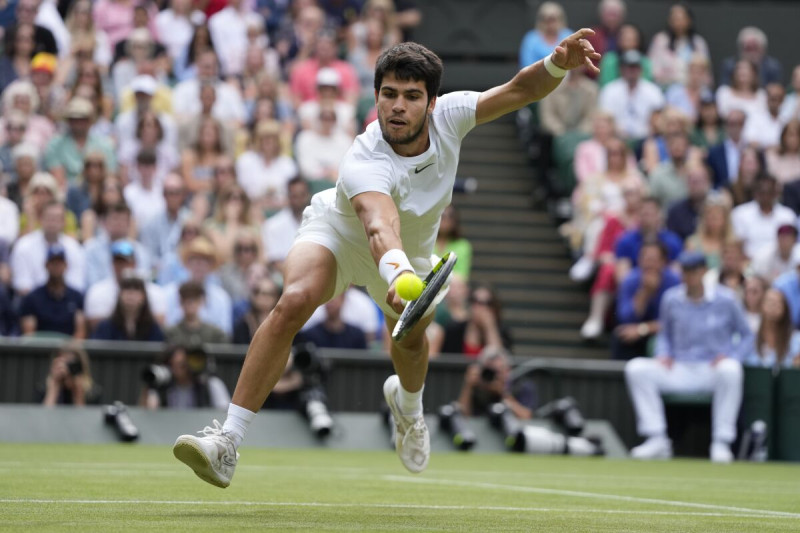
[272,287,318,329]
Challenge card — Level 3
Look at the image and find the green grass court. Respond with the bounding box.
[2,443,799,532]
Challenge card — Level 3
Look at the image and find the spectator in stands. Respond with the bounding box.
[766,120,800,185]
[123,148,165,228]
[690,96,723,150]
[180,116,226,195]
[457,348,536,420]
[41,344,94,406]
[0,111,28,177]
[172,49,247,125]
[166,280,229,346]
[273,4,325,69]
[173,23,215,82]
[348,16,392,99]
[236,120,298,209]
[347,0,401,56]
[751,224,798,284]
[647,3,709,88]
[289,29,360,106]
[779,65,800,124]
[573,112,617,184]
[716,59,767,120]
[705,239,748,300]
[774,248,800,329]
[208,0,263,78]
[665,54,713,122]
[745,288,800,368]
[598,23,652,88]
[7,0,58,56]
[613,241,681,360]
[666,164,711,242]
[142,345,231,409]
[19,171,78,238]
[164,235,232,336]
[539,66,597,137]
[625,250,751,463]
[648,134,702,207]
[728,147,764,208]
[582,197,682,339]
[10,200,85,295]
[42,97,116,187]
[598,49,665,143]
[83,202,150,287]
[435,205,473,281]
[641,107,703,176]
[588,0,626,58]
[439,284,513,357]
[0,23,38,93]
[295,108,352,183]
[177,83,235,155]
[743,275,768,333]
[301,293,368,350]
[0,81,56,152]
[0,177,19,247]
[78,175,124,242]
[684,194,735,271]
[297,68,357,137]
[66,151,107,227]
[19,243,85,338]
[203,183,259,263]
[519,1,572,68]
[157,219,203,286]
[731,174,795,259]
[138,174,191,275]
[569,137,643,265]
[218,228,265,308]
[115,74,177,157]
[233,276,279,344]
[92,275,165,341]
[118,111,178,187]
[262,176,310,273]
[740,83,785,151]
[64,0,111,73]
[155,0,204,65]
[706,109,747,189]
[720,26,782,88]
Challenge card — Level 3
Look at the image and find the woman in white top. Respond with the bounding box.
[745,288,800,369]
[647,3,710,88]
[715,59,767,119]
[235,120,298,210]
[766,120,800,184]
[63,0,112,74]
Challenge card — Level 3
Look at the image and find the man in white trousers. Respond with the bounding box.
[173,33,601,488]
[625,250,752,463]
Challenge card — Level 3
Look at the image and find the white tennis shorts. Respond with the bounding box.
[294,192,441,319]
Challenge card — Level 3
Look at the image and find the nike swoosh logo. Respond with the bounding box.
[387,262,400,270]
[414,162,435,174]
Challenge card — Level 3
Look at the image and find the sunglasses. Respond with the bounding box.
[235,245,257,253]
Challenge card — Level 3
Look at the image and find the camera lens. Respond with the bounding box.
[480,367,496,383]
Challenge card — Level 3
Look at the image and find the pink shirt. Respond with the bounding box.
[93,0,159,48]
[289,59,360,103]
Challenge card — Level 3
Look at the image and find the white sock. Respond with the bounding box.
[397,381,423,417]
[222,403,256,448]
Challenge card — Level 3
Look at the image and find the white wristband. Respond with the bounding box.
[379,249,414,285]
[544,54,567,79]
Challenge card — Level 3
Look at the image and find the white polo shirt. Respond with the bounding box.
[731,201,797,259]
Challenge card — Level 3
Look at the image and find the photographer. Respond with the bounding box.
[40,344,96,406]
[457,349,536,419]
[141,345,230,410]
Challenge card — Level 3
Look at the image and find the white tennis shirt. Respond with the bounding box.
[322,90,480,262]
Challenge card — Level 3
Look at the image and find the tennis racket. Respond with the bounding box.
[391,252,457,341]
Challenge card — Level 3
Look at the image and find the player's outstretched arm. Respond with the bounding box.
[475,28,601,126]
[351,191,410,313]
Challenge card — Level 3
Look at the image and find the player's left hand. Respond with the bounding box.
[552,28,602,75]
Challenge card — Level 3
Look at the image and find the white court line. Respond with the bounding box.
[384,476,800,519]
[0,498,794,519]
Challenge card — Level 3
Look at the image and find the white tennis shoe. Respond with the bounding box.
[383,375,430,473]
[173,420,239,488]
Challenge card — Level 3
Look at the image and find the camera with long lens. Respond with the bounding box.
[536,397,585,436]
[103,401,139,442]
[292,343,334,438]
[67,358,84,376]
[141,364,172,388]
[438,402,477,450]
[487,401,525,452]
[480,366,497,383]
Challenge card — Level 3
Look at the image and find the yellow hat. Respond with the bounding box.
[30,53,57,75]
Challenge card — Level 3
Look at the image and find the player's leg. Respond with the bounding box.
[173,242,338,487]
[382,313,434,473]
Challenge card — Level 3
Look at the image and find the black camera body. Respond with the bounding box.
[66,359,84,376]
[103,401,139,442]
[536,397,585,436]
[141,364,172,388]
[292,343,334,438]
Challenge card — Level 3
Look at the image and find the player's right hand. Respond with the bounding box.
[386,272,413,314]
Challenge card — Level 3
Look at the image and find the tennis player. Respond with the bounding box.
[174,31,601,487]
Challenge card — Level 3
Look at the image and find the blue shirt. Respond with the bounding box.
[302,323,367,350]
[743,331,800,369]
[19,284,84,336]
[165,280,233,336]
[519,28,573,68]
[91,319,165,342]
[616,268,681,324]
[655,284,753,362]
[615,229,683,266]
[774,271,800,328]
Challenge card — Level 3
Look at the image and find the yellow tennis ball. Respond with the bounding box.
[395,272,423,300]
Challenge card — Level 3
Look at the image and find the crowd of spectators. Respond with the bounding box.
[0,0,428,353]
[523,1,800,372]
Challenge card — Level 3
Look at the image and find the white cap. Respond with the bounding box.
[316,67,341,87]
[130,75,157,96]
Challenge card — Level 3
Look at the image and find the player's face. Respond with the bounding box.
[376,72,436,155]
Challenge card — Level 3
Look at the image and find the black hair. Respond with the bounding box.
[374,42,443,104]
[111,277,158,341]
[666,2,697,52]
[640,238,669,262]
